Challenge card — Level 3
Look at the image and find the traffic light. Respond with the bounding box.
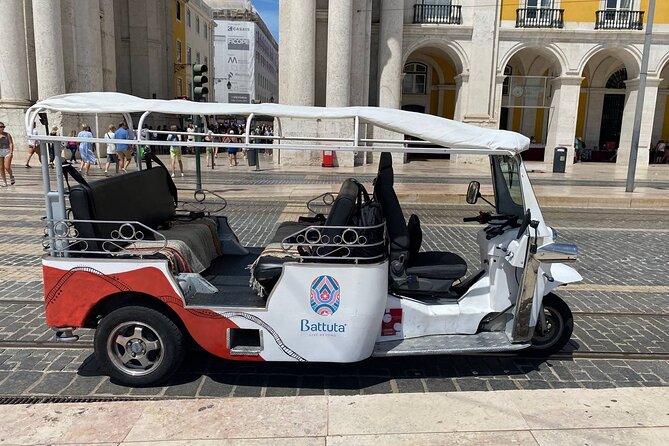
[192,64,208,101]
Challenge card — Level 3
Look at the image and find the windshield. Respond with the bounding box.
[492,155,524,216]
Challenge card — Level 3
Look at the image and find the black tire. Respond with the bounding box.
[525,293,573,357]
[94,305,185,387]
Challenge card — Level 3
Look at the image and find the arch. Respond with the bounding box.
[577,45,641,79]
[654,50,669,76]
[498,43,567,77]
[403,38,468,74]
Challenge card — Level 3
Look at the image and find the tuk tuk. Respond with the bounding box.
[27,92,581,386]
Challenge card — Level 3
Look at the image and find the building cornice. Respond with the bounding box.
[499,28,669,44]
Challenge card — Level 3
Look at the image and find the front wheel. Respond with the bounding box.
[525,293,573,357]
[94,305,185,387]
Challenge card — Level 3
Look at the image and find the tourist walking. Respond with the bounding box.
[47,126,59,167]
[78,124,96,175]
[114,122,131,173]
[0,122,15,186]
[104,125,118,175]
[66,131,78,164]
[225,129,238,167]
[25,122,40,167]
[167,125,184,177]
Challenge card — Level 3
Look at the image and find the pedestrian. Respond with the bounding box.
[186,123,195,154]
[77,124,96,175]
[655,140,666,164]
[114,122,131,173]
[104,125,118,176]
[0,122,15,186]
[47,126,59,167]
[225,129,238,167]
[205,127,215,168]
[25,122,40,167]
[66,130,78,164]
[167,125,184,177]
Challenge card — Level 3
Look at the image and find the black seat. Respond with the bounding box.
[252,178,362,295]
[374,152,467,295]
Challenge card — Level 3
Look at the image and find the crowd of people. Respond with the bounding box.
[0,119,274,186]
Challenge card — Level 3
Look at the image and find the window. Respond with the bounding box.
[196,16,200,34]
[204,56,208,66]
[502,65,513,96]
[196,52,201,64]
[204,25,208,39]
[605,0,632,10]
[177,77,183,97]
[186,9,191,27]
[606,68,628,89]
[402,62,427,95]
[176,40,182,63]
[176,1,181,21]
[187,47,191,65]
[187,81,192,99]
[526,0,554,20]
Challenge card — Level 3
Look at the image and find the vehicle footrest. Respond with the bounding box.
[373,332,529,356]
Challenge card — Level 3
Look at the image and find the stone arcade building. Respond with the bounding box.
[0,0,176,147]
[279,0,669,171]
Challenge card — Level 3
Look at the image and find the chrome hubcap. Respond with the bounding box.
[532,307,563,348]
[107,321,164,376]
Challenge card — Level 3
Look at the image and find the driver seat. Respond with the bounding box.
[374,153,467,295]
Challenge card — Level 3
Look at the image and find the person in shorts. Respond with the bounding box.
[104,125,118,175]
[167,125,184,177]
[114,122,131,173]
[0,122,15,186]
[24,122,40,168]
[225,129,238,167]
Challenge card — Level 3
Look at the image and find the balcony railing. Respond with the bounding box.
[595,10,644,30]
[413,4,462,25]
[516,8,564,29]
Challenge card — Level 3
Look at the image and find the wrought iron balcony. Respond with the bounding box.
[413,4,462,25]
[595,10,644,30]
[516,8,564,29]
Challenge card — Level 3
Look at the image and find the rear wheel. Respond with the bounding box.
[94,305,185,386]
[525,293,573,357]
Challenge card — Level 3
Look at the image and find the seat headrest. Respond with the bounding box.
[378,152,392,173]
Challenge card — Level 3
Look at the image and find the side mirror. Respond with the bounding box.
[466,181,480,204]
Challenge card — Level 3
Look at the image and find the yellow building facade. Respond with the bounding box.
[173,0,187,98]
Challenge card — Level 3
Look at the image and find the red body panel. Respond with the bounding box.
[43,264,262,361]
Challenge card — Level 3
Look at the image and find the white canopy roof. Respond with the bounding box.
[27,92,529,153]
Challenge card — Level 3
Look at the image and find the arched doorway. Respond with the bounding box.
[576,49,640,163]
[651,60,669,164]
[500,47,562,161]
[402,46,461,160]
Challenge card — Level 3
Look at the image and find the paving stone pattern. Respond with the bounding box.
[0,348,667,398]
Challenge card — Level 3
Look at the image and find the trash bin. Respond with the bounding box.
[247,148,257,166]
[322,150,334,167]
[553,147,568,173]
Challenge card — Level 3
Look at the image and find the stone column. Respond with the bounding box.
[350,0,371,106]
[278,0,318,165]
[0,0,31,105]
[32,0,66,100]
[544,76,584,169]
[618,77,661,168]
[464,0,498,121]
[375,0,405,164]
[279,0,316,106]
[377,0,403,109]
[326,0,352,106]
[99,0,117,92]
[74,0,103,92]
[453,74,470,121]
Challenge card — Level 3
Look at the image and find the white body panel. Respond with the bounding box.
[211,261,389,362]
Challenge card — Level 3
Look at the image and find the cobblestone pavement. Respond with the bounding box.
[0,169,668,399]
